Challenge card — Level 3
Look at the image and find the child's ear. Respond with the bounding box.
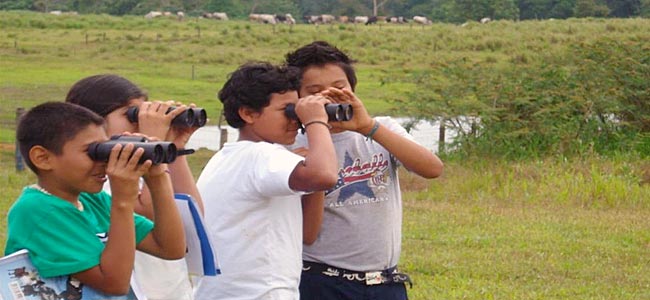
[29,146,54,171]
[238,106,258,125]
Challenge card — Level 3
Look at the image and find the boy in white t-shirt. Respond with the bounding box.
[195,62,339,300]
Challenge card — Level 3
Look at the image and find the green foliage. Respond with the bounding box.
[385,19,650,159]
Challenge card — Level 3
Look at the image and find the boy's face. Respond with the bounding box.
[47,124,109,200]
[299,63,352,97]
[247,91,301,145]
[104,97,145,136]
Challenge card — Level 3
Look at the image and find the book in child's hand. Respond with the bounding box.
[0,249,139,300]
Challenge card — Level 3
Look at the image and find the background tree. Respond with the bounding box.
[574,0,610,17]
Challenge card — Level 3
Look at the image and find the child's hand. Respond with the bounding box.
[137,100,189,141]
[296,94,331,124]
[165,102,200,148]
[133,133,170,179]
[106,139,152,205]
[320,88,375,134]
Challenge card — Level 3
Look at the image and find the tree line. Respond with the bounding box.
[1,0,649,22]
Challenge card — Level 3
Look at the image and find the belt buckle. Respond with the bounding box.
[365,271,383,285]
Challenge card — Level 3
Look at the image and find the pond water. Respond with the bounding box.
[186,118,457,153]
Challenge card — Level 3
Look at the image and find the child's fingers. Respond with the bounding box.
[107,143,124,170]
[137,160,153,174]
[166,104,189,119]
[125,146,145,168]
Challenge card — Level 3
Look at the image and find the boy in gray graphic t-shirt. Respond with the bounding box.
[286,41,444,300]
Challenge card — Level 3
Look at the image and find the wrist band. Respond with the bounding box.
[303,120,332,130]
[365,120,380,141]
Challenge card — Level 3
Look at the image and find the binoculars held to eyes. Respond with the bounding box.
[126,106,207,128]
[284,103,353,122]
[87,135,178,165]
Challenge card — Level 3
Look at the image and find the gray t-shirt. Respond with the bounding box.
[293,117,416,272]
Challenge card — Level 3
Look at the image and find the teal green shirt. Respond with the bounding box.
[5,186,153,278]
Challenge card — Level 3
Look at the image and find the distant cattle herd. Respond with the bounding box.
[141,11,442,26]
[45,10,493,26]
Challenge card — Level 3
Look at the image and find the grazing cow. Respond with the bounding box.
[177,11,185,21]
[321,14,336,24]
[275,14,296,24]
[303,15,320,24]
[365,16,378,25]
[285,14,296,24]
[388,16,407,23]
[338,16,350,23]
[413,16,432,25]
[250,13,276,24]
[354,16,369,24]
[480,17,491,24]
[145,11,163,19]
[212,12,228,20]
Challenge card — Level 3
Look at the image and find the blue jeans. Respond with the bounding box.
[299,270,409,300]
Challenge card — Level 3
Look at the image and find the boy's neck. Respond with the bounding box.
[36,178,83,208]
[237,128,265,143]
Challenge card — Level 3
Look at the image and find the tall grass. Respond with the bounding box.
[2,148,650,299]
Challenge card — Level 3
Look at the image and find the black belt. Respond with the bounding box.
[302,261,412,288]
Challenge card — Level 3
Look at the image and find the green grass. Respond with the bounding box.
[3,147,650,299]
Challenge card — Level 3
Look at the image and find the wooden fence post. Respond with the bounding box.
[438,119,446,154]
[15,108,25,171]
[218,113,228,150]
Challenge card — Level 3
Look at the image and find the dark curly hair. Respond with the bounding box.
[17,102,105,174]
[285,41,358,91]
[218,62,300,128]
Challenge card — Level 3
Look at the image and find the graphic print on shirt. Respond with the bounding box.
[326,151,390,206]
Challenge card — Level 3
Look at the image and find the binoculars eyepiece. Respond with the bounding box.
[284,103,353,122]
[126,106,207,128]
[87,135,177,165]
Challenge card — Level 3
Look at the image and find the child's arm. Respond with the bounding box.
[288,95,339,192]
[292,146,326,244]
[135,163,187,259]
[73,143,150,295]
[302,192,325,245]
[324,88,444,179]
[135,101,205,216]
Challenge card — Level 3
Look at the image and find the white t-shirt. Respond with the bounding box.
[194,141,305,300]
[103,180,194,300]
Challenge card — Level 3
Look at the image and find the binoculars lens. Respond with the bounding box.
[284,103,353,122]
[191,108,208,127]
[126,106,207,128]
[87,135,177,165]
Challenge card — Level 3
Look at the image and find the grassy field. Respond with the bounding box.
[2,148,649,299]
[2,11,650,299]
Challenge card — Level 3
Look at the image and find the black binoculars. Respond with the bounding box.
[285,103,353,122]
[87,135,177,165]
[126,106,207,128]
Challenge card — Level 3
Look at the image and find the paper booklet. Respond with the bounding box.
[0,249,139,300]
[174,193,221,276]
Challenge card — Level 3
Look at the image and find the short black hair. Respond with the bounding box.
[66,74,148,117]
[17,102,105,173]
[218,62,300,128]
[285,41,358,91]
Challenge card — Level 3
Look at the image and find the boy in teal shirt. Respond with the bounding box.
[5,102,186,296]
